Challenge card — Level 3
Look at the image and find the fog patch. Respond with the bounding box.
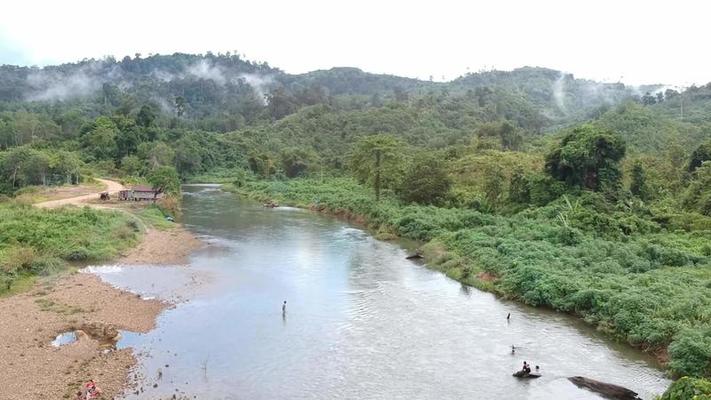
[150,95,175,114]
[151,69,176,83]
[552,72,567,112]
[186,59,226,85]
[237,73,273,105]
[26,67,102,101]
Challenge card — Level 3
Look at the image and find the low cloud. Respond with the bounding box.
[552,72,567,112]
[22,57,274,106]
[26,64,103,101]
[186,59,226,85]
[238,73,273,105]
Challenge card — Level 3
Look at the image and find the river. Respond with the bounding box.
[89,185,670,399]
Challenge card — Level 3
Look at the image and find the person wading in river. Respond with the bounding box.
[282,300,287,315]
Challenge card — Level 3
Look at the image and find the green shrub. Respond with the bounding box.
[669,329,711,377]
[0,204,140,289]
[659,377,711,400]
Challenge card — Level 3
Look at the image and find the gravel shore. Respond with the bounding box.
[0,225,203,400]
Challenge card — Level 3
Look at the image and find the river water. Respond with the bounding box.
[90,186,670,399]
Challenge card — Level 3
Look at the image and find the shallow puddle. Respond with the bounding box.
[51,331,77,347]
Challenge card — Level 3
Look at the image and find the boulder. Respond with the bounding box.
[568,376,641,400]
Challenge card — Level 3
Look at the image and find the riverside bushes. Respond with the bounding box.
[660,376,711,400]
[0,203,141,294]
[238,178,711,379]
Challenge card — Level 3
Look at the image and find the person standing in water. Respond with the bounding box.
[282,300,287,315]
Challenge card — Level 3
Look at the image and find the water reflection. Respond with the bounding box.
[95,187,669,400]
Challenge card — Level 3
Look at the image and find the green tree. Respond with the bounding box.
[629,161,649,200]
[688,140,711,173]
[121,155,144,176]
[476,121,523,151]
[138,142,175,170]
[113,115,146,160]
[508,167,530,204]
[682,162,711,216]
[148,165,181,195]
[545,125,626,192]
[48,151,82,185]
[397,152,451,205]
[350,134,405,201]
[248,151,276,179]
[280,147,316,178]
[174,136,205,176]
[136,105,156,128]
[174,96,187,117]
[482,165,506,208]
[641,91,657,105]
[81,117,118,161]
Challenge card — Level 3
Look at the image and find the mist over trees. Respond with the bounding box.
[1,53,711,391]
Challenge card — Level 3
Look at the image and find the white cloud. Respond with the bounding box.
[0,0,710,86]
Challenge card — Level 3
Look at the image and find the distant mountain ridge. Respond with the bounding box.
[0,53,663,122]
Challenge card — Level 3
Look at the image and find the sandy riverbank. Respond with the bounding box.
[0,272,165,400]
[0,229,203,400]
[0,181,205,400]
[118,227,203,265]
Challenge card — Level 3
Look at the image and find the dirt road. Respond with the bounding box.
[35,178,125,208]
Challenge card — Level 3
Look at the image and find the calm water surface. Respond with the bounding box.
[91,186,670,399]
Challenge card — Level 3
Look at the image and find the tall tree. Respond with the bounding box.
[630,161,649,200]
[148,166,181,195]
[136,105,156,128]
[397,152,451,205]
[80,117,118,161]
[688,140,711,173]
[545,125,626,192]
[508,167,530,204]
[350,134,404,201]
[682,162,711,216]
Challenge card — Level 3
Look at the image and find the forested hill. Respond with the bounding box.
[0,52,664,131]
[0,51,709,192]
[3,53,711,397]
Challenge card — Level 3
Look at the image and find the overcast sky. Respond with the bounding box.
[1,0,708,86]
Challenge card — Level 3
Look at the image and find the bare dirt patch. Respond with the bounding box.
[118,228,203,265]
[476,271,499,282]
[35,179,124,209]
[15,181,106,205]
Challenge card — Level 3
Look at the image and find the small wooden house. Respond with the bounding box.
[118,185,163,201]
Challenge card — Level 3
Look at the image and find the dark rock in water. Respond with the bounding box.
[512,370,541,378]
[405,253,423,260]
[568,376,641,400]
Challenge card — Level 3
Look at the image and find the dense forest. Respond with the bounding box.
[1,52,711,397]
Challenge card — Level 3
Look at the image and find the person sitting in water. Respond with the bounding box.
[522,361,531,374]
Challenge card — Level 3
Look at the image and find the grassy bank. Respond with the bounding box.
[234,178,711,379]
[0,203,143,295]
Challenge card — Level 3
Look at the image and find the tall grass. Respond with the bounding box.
[0,203,141,294]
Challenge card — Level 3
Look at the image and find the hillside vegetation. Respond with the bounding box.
[1,53,710,395]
